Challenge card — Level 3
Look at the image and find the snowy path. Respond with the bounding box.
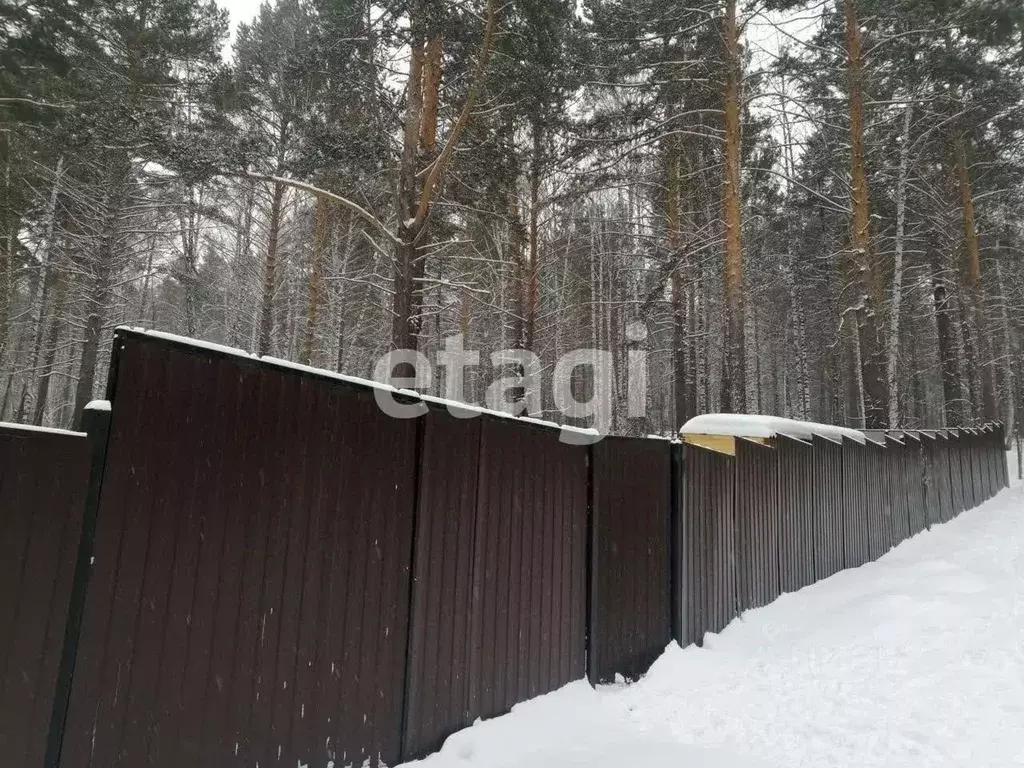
[402,453,1024,768]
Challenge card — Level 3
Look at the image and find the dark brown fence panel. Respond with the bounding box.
[936,433,956,523]
[811,436,844,580]
[961,431,978,510]
[995,425,1009,492]
[948,431,966,516]
[589,437,671,684]
[681,446,736,646]
[61,332,419,768]
[985,428,1000,499]
[920,434,941,528]
[0,424,90,768]
[402,412,587,760]
[735,440,780,611]
[465,416,587,721]
[402,410,482,759]
[886,437,911,546]
[976,430,988,502]
[904,435,928,537]
[777,436,815,594]
[987,428,999,498]
[865,438,891,559]
[998,425,1010,489]
[842,439,870,569]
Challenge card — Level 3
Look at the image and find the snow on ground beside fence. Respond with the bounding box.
[401,453,1022,768]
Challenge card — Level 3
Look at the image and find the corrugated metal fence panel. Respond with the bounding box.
[681,446,736,646]
[979,430,995,501]
[402,412,587,759]
[842,439,870,569]
[986,428,1001,498]
[975,430,988,503]
[904,436,928,536]
[936,434,956,523]
[998,425,1010,489]
[61,332,418,768]
[994,426,1009,493]
[965,432,979,509]
[466,416,587,721]
[776,436,815,594]
[402,409,481,759]
[865,438,891,560]
[0,424,90,768]
[811,436,844,580]
[734,440,780,612]
[948,431,966,516]
[886,437,911,546]
[589,437,671,684]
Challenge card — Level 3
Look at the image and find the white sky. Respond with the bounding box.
[218,0,262,54]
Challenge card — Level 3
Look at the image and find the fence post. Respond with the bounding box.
[670,443,683,647]
[43,403,112,768]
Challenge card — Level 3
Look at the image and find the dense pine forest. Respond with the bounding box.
[1,0,1022,437]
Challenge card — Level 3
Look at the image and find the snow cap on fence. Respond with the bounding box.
[679,414,866,456]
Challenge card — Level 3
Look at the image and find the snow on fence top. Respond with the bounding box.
[0,420,86,438]
[116,327,599,442]
[679,414,866,456]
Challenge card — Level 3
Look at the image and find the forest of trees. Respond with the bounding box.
[1,0,1022,439]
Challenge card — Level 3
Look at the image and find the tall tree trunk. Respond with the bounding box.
[33,266,68,425]
[301,193,330,365]
[259,180,286,356]
[392,27,430,353]
[73,190,120,418]
[180,184,201,337]
[887,103,913,427]
[933,270,965,425]
[0,135,13,366]
[954,134,996,421]
[844,0,887,427]
[995,258,1015,439]
[721,0,745,413]
[391,0,497,352]
[524,125,541,353]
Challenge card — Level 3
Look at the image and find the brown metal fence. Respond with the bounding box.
[403,410,587,758]
[811,436,845,580]
[0,423,92,768]
[734,439,780,612]
[776,436,816,594]
[588,437,672,684]
[679,445,737,646]
[0,327,1012,768]
[60,333,420,768]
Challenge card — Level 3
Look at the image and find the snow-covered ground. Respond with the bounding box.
[402,452,1023,768]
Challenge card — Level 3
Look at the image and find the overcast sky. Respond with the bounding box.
[218,0,262,55]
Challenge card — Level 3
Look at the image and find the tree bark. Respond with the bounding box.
[844,0,888,428]
[391,0,498,352]
[721,0,745,413]
[32,265,67,425]
[954,134,997,421]
[301,193,330,365]
[259,179,286,356]
[887,102,913,427]
[0,136,12,366]
[932,270,965,425]
[73,166,126,419]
